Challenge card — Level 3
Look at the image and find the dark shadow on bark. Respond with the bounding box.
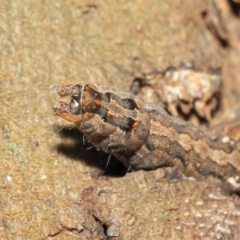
[53,125,127,177]
[228,0,240,17]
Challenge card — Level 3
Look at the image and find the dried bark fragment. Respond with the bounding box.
[131,67,222,122]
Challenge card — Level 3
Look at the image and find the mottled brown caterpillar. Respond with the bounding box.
[53,83,240,194]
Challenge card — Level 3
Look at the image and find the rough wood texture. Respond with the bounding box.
[93,169,240,239]
[1,0,240,239]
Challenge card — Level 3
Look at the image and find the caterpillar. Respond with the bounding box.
[53,83,240,194]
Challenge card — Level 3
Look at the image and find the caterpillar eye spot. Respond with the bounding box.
[58,103,65,109]
[59,87,65,95]
[135,101,141,109]
[107,111,113,118]
[131,121,139,130]
[70,99,80,115]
